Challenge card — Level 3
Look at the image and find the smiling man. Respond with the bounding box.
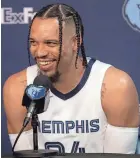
[3,3,139,154]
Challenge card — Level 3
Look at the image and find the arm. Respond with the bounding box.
[3,70,32,150]
[101,67,139,154]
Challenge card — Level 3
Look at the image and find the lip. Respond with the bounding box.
[38,61,56,71]
[37,59,56,62]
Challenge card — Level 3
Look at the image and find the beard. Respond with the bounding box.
[35,57,61,84]
[48,70,61,83]
[37,67,61,84]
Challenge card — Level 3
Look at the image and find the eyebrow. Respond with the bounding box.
[44,40,59,43]
[29,38,59,43]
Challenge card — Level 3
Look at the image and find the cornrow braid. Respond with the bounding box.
[80,24,87,67]
[27,15,38,66]
[72,13,81,68]
[57,9,63,68]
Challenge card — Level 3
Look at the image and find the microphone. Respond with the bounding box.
[12,74,58,157]
[23,73,52,127]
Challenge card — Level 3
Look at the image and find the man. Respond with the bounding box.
[3,3,139,153]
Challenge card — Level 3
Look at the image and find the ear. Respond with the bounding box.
[72,34,82,53]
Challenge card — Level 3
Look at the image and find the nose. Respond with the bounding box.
[36,44,48,58]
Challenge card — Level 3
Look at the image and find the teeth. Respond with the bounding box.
[39,61,52,65]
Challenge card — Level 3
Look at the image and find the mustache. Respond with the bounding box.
[33,55,58,60]
[32,52,57,58]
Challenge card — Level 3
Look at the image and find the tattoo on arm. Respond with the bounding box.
[101,83,106,104]
[20,79,27,88]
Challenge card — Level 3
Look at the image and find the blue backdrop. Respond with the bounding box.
[1,0,140,155]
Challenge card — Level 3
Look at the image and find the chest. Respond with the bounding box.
[38,94,105,135]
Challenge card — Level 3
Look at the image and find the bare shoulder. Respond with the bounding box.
[4,68,27,86]
[3,68,31,133]
[101,66,139,127]
[101,66,138,99]
[3,69,27,100]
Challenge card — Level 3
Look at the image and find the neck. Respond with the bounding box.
[52,57,86,94]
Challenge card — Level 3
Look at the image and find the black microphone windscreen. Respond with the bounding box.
[22,74,51,114]
[33,73,52,89]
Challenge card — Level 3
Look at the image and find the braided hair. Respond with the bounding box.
[28,3,87,68]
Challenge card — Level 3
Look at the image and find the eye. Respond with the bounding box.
[29,40,37,46]
[45,41,59,47]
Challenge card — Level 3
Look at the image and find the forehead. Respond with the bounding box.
[30,17,59,38]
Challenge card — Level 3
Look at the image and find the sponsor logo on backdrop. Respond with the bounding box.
[122,0,140,32]
[1,7,36,24]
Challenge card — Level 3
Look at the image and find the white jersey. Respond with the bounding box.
[26,58,112,153]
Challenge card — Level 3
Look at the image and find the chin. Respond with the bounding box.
[40,70,60,83]
[40,70,54,77]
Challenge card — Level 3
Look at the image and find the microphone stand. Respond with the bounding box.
[32,113,39,151]
[13,111,58,158]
